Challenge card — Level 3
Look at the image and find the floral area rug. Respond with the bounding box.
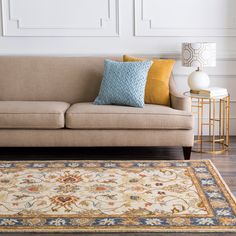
[0,160,236,232]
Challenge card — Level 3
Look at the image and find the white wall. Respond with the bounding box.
[0,0,236,134]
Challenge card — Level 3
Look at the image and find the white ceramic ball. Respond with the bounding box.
[188,71,210,90]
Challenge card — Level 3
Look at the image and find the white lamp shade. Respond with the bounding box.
[182,42,216,68]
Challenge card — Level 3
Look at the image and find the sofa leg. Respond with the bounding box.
[183,146,192,160]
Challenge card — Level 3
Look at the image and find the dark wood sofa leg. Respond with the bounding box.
[183,146,192,160]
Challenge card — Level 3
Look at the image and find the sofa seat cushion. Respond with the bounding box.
[66,103,193,130]
[0,101,70,129]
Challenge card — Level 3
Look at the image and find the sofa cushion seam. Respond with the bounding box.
[0,113,65,115]
[67,113,192,117]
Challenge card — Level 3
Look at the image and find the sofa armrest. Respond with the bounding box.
[170,90,191,112]
[169,74,191,112]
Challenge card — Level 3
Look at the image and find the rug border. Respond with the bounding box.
[1,227,236,233]
[207,159,236,212]
[0,159,236,233]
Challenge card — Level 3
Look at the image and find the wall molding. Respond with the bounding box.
[0,51,236,61]
[134,0,236,37]
[1,0,120,36]
[128,53,236,61]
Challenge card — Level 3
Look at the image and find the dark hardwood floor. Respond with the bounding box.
[1,137,236,236]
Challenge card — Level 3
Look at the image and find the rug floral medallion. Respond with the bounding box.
[0,160,236,232]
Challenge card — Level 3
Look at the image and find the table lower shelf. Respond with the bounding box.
[193,138,229,154]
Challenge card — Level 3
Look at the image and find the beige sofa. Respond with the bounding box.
[0,56,194,159]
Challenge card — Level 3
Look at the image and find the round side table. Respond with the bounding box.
[184,92,230,154]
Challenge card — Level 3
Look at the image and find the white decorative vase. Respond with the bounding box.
[188,70,210,91]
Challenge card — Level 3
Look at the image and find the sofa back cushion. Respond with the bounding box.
[0,56,120,103]
[0,56,176,104]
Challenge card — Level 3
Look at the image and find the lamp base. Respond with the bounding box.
[188,70,210,91]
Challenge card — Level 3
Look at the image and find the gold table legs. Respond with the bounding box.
[192,96,230,154]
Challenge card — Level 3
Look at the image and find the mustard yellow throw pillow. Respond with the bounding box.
[123,55,175,106]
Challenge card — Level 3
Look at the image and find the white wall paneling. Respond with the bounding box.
[1,0,119,36]
[135,0,236,37]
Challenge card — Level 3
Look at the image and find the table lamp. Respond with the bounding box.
[182,42,216,92]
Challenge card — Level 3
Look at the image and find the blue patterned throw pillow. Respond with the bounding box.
[94,59,152,107]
